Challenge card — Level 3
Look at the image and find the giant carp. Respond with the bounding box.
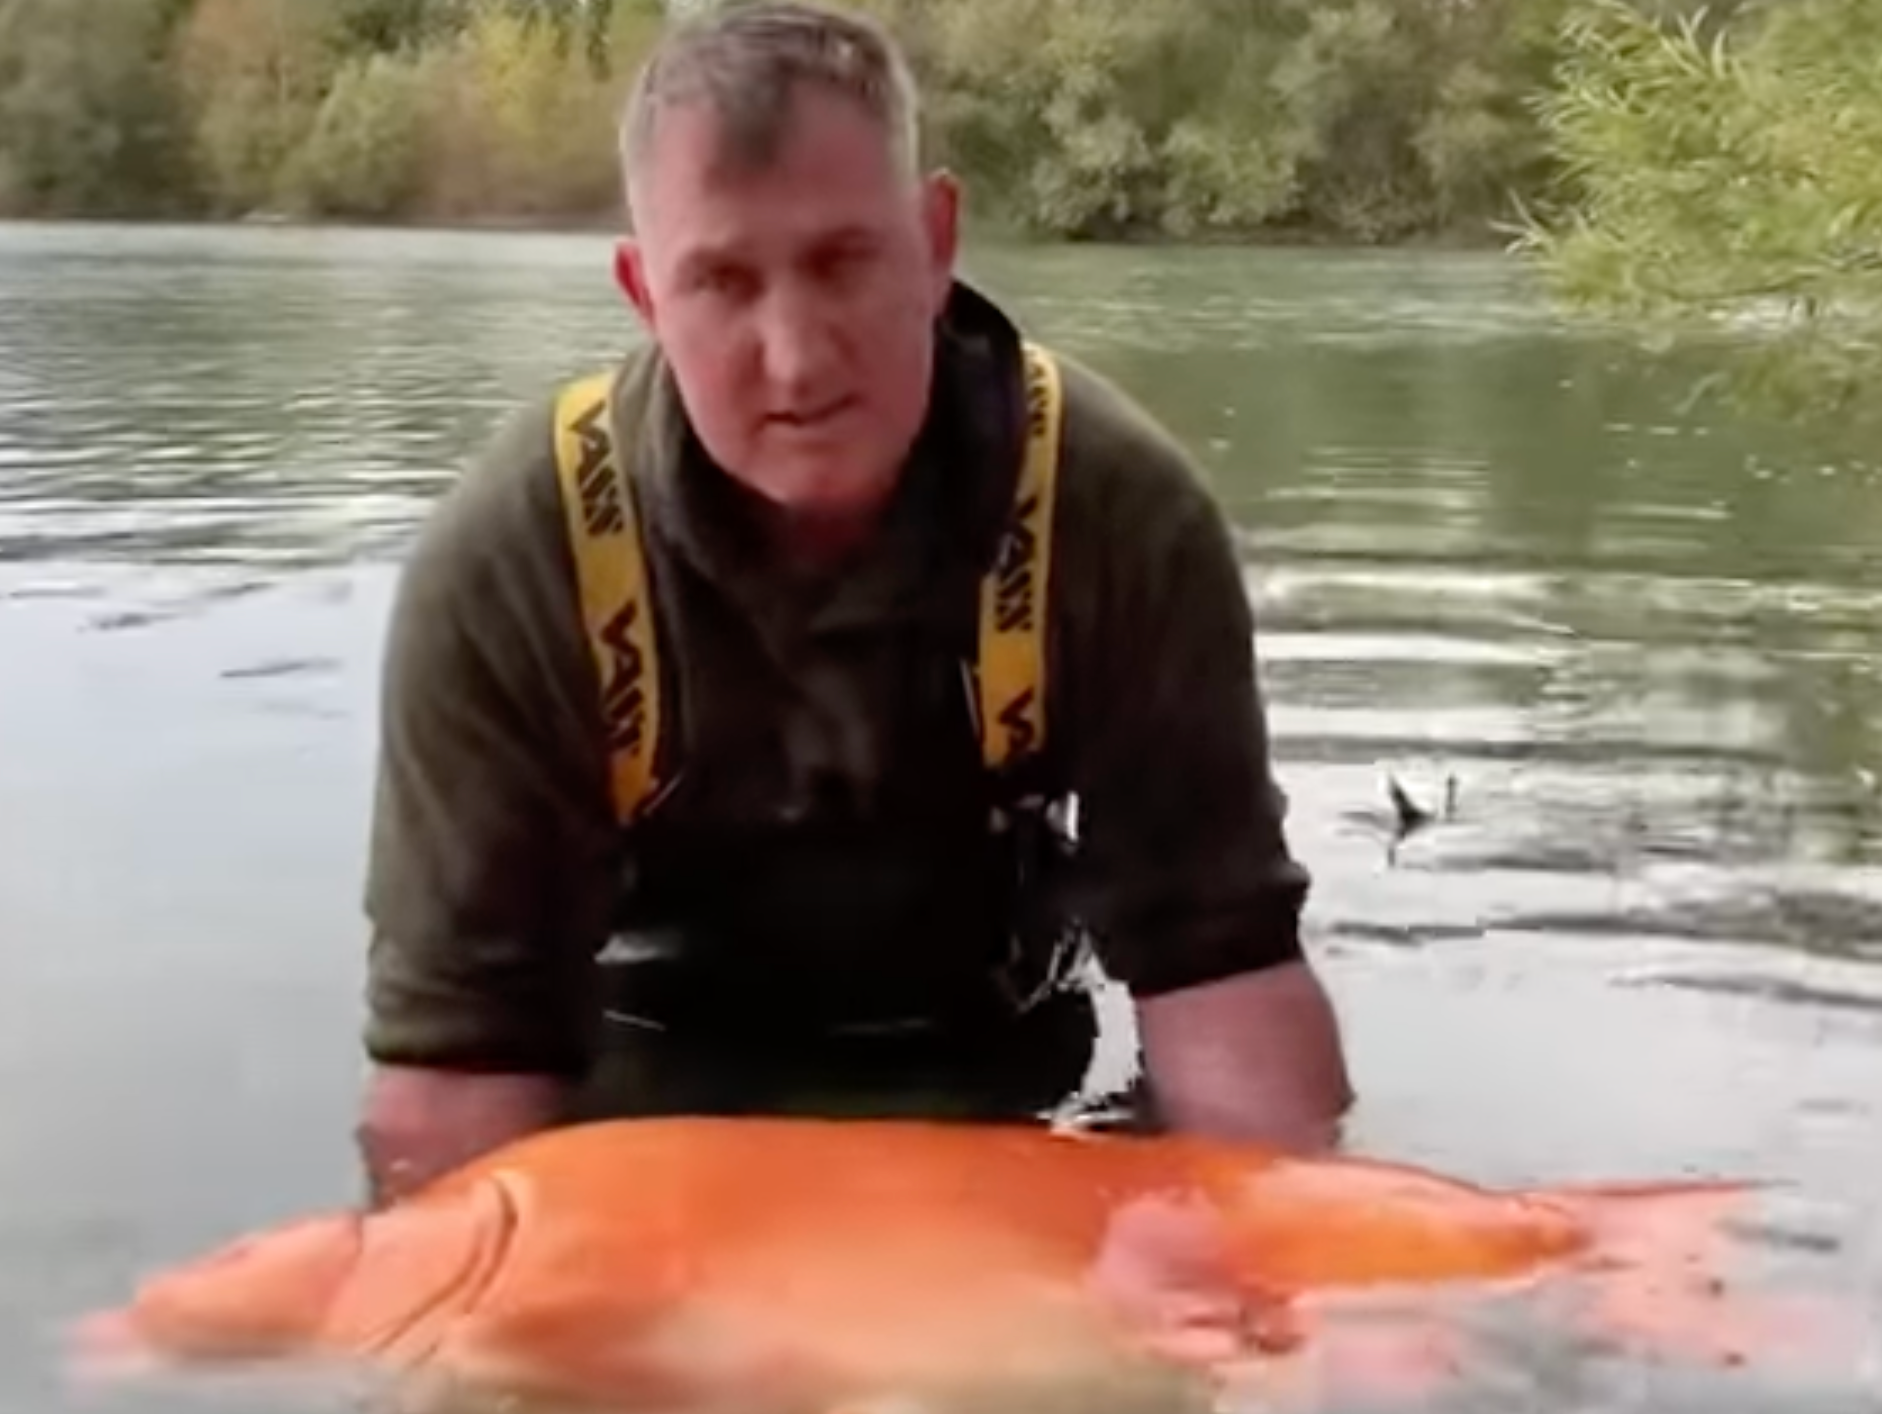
[67,1115,1840,1413]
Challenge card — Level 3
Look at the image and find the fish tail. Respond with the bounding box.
[1531,1179,1864,1373]
[1207,1177,1866,1411]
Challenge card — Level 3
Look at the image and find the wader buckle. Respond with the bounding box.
[987,788,1085,1016]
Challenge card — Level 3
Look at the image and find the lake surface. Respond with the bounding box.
[2,221,1879,1411]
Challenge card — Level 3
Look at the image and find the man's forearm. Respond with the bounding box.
[1134,960,1354,1151]
[355,1064,569,1206]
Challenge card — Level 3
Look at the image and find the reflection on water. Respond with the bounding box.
[0,223,628,566]
[1,223,1878,1411]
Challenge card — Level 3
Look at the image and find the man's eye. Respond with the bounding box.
[693,266,755,300]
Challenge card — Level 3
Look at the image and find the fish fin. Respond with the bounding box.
[64,1309,170,1388]
[1085,1185,1288,1364]
[1196,1287,1489,1414]
[62,1302,359,1390]
[1083,1188,1476,1412]
[62,1309,373,1412]
[1529,1180,1865,1373]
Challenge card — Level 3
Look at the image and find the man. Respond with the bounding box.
[355,0,1352,1206]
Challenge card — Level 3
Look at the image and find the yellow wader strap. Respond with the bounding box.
[552,341,1065,826]
[975,339,1064,774]
[552,370,663,824]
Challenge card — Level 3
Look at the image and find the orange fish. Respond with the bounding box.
[66,1116,1845,1413]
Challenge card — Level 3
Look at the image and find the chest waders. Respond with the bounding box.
[551,344,1094,1120]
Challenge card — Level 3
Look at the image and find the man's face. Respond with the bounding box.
[615,87,959,523]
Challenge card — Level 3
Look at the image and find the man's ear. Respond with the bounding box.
[920,169,961,313]
[614,239,655,328]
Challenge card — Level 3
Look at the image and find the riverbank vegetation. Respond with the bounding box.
[0,0,664,225]
[1516,0,1882,421]
[0,0,1661,243]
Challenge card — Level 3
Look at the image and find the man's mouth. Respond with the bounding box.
[766,396,855,429]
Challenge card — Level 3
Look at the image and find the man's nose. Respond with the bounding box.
[756,282,840,397]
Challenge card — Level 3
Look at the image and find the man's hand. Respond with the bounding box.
[1135,960,1353,1151]
[355,1065,566,1207]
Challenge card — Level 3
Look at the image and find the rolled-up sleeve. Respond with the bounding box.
[361,404,615,1077]
[1061,415,1309,998]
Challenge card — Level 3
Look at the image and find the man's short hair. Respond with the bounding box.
[618,1,923,228]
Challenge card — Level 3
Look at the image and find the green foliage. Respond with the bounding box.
[171,0,343,216]
[329,0,433,52]
[898,0,1569,243]
[0,0,1579,241]
[0,0,195,217]
[1279,0,1573,242]
[289,50,429,218]
[409,0,626,221]
[1517,0,1882,423]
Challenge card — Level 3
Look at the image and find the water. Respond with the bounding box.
[2,222,1879,1410]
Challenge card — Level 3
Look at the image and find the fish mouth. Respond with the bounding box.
[343,1175,521,1363]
